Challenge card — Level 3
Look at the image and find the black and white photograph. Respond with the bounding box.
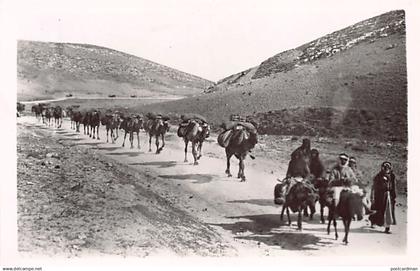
[1,0,420,269]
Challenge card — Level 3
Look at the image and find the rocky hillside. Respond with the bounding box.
[252,10,405,79]
[17,41,213,101]
[136,10,407,142]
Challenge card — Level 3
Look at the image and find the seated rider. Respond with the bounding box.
[328,153,357,187]
[291,138,311,161]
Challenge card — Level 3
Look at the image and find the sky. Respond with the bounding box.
[4,0,413,81]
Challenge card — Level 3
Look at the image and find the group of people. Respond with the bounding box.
[285,138,397,234]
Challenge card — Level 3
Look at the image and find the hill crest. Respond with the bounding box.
[17,41,213,101]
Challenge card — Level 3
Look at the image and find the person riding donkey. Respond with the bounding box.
[328,153,375,219]
[275,139,317,205]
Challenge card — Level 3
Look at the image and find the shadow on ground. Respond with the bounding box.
[74,142,102,147]
[158,173,218,184]
[58,133,81,137]
[107,151,143,157]
[97,146,121,151]
[210,214,332,250]
[227,199,275,207]
[130,161,178,168]
[58,138,84,142]
[304,223,384,235]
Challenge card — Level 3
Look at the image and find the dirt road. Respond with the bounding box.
[17,116,407,257]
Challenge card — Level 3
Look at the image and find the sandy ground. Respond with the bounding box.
[16,116,407,257]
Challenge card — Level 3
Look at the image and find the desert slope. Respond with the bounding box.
[17,41,213,101]
[136,10,407,142]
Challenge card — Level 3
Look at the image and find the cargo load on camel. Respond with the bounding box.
[217,114,258,148]
[145,112,170,121]
[178,113,208,138]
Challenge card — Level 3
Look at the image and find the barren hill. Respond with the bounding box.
[137,10,407,142]
[17,41,213,101]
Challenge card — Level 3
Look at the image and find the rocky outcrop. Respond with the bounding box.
[252,10,405,79]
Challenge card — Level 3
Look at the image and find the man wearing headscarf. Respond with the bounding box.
[369,161,397,233]
[328,153,358,208]
[328,153,357,186]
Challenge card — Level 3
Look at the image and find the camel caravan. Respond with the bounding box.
[17,102,25,117]
[31,103,65,128]
[29,104,398,244]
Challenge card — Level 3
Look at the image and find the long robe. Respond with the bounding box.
[369,171,396,226]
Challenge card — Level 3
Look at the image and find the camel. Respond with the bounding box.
[220,124,257,182]
[144,114,170,154]
[17,102,25,117]
[89,110,101,140]
[82,111,91,136]
[101,113,121,144]
[120,114,143,148]
[44,107,52,126]
[31,104,43,122]
[179,120,210,165]
[53,106,63,128]
[66,107,83,132]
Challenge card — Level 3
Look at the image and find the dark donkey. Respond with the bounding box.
[313,178,330,224]
[180,120,210,165]
[222,125,257,182]
[325,187,364,244]
[89,110,101,140]
[144,114,170,153]
[274,177,318,230]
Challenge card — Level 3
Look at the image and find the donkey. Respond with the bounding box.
[179,120,210,165]
[274,177,318,230]
[144,115,170,154]
[325,187,364,244]
[313,177,330,224]
[222,125,257,182]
